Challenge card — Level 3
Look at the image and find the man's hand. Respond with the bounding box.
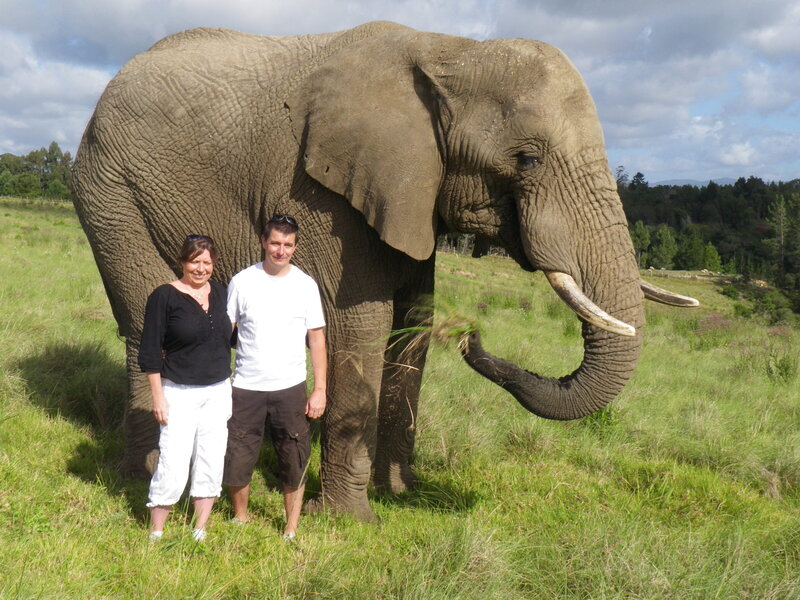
[306,327,327,420]
[305,388,326,419]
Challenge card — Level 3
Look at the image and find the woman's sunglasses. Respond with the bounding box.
[185,234,212,243]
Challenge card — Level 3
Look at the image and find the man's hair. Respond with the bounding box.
[262,214,299,242]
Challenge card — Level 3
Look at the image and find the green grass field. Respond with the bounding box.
[1,196,798,599]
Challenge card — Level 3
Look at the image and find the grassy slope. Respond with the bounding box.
[0,197,798,599]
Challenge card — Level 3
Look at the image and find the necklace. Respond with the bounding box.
[181,282,208,303]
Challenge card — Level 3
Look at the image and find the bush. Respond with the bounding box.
[13,172,42,197]
[756,290,793,324]
[45,179,70,199]
[765,347,798,383]
[720,285,739,299]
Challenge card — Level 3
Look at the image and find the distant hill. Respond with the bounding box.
[654,177,737,187]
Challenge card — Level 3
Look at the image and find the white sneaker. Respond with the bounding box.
[148,530,163,542]
[192,529,207,542]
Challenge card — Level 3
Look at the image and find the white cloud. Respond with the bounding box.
[0,0,799,181]
[684,115,725,140]
[719,141,757,166]
[744,1,800,57]
[734,63,800,115]
[4,0,501,66]
[0,29,108,155]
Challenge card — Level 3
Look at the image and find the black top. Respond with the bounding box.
[138,280,232,385]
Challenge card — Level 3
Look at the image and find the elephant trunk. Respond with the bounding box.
[461,322,642,420]
[461,242,644,420]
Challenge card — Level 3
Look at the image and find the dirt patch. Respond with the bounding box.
[455,269,477,278]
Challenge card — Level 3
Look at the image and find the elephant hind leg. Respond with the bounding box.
[123,340,161,479]
[372,329,429,494]
[373,255,435,494]
[98,213,174,477]
[74,176,176,477]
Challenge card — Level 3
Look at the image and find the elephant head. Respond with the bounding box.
[289,25,696,420]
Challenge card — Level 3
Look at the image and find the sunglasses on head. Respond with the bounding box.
[269,214,298,226]
[185,234,211,243]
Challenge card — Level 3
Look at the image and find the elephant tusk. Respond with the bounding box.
[544,271,636,337]
[640,280,700,307]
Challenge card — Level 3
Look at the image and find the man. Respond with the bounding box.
[223,214,327,539]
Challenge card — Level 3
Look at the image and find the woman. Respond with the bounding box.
[138,234,232,542]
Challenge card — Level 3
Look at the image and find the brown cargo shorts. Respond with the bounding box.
[222,382,310,489]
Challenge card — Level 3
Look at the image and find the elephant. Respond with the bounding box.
[72,21,697,521]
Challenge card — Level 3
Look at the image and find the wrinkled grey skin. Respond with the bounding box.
[73,21,644,521]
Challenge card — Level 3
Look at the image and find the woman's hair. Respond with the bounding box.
[178,234,218,264]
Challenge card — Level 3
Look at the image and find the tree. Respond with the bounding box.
[734,176,771,220]
[45,142,72,196]
[45,179,70,198]
[24,148,46,180]
[764,194,789,285]
[649,224,678,269]
[629,172,648,190]
[615,165,629,189]
[12,172,42,197]
[0,170,12,195]
[674,228,706,270]
[629,220,650,268]
[703,242,722,272]
[784,194,800,287]
[0,153,24,174]
[45,141,63,169]
[0,142,73,200]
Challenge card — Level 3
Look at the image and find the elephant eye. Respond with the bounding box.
[516,153,542,170]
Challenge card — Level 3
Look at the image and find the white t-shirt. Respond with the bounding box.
[227,263,325,391]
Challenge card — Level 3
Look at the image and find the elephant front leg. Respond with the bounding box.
[374,254,435,494]
[120,338,160,479]
[306,332,389,523]
[305,300,391,521]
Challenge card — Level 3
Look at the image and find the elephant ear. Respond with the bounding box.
[287,32,444,260]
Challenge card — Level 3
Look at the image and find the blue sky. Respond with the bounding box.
[1,0,799,183]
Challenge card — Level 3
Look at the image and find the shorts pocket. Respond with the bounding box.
[281,429,310,487]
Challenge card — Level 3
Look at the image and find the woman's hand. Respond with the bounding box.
[147,372,168,425]
[152,395,169,425]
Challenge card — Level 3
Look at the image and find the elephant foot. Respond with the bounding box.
[303,493,378,523]
[373,461,417,495]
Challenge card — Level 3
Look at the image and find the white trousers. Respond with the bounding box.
[147,378,232,507]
